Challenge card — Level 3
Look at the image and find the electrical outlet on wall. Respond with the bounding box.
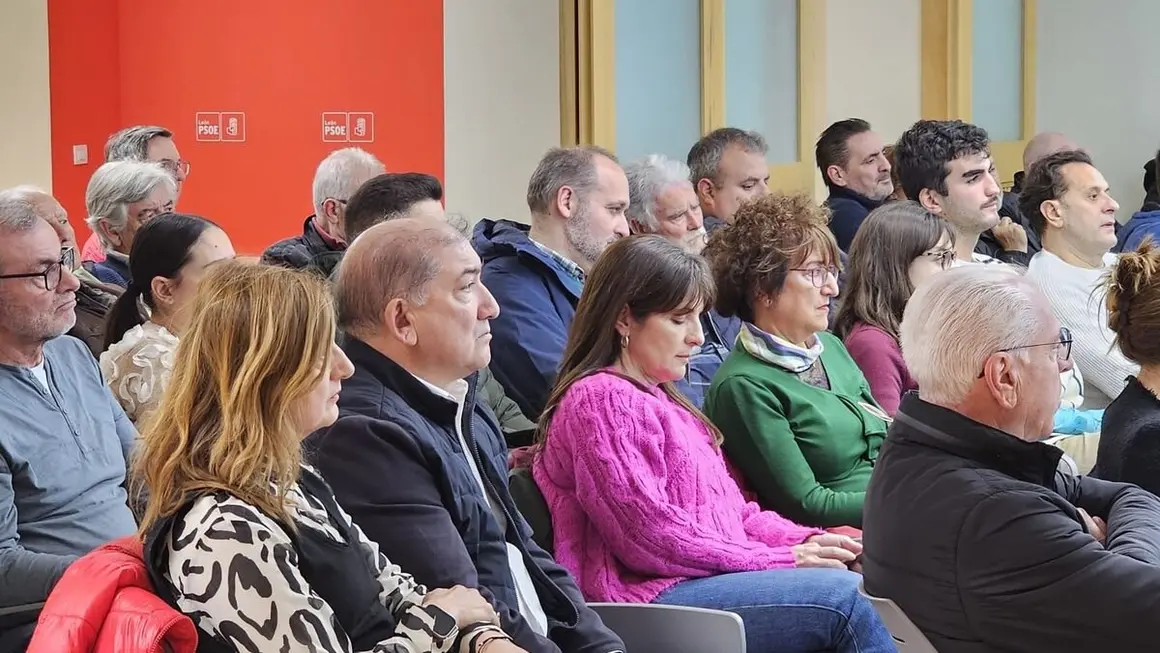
[72,144,88,165]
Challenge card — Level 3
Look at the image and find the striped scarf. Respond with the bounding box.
[737,322,824,373]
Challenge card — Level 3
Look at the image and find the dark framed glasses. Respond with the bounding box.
[921,248,956,270]
[0,247,75,291]
[977,326,1073,378]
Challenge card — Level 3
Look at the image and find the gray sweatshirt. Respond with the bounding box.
[0,335,138,605]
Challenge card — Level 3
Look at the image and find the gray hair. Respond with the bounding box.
[624,154,693,232]
[900,265,1044,405]
[526,145,618,216]
[84,161,177,248]
[335,219,466,335]
[686,127,768,187]
[312,147,386,216]
[0,188,46,267]
[0,188,43,233]
[104,125,173,162]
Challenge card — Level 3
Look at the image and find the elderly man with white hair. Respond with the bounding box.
[261,146,386,277]
[862,264,1160,652]
[84,160,177,288]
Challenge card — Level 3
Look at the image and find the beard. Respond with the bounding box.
[564,202,614,267]
[0,297,76,345]
[683,227,708,254]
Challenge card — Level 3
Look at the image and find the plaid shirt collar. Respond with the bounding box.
[530,239,586,284]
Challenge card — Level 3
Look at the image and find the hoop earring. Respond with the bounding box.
[620,333,630,349]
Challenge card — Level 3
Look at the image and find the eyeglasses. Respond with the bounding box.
[977,326,1073,378]
[921,248,956,270]
[158,159,191,178]
[790,265,840,288]
[0,247,75,291]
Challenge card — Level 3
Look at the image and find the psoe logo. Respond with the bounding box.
[195,113,222,142]
[322,112,349,142]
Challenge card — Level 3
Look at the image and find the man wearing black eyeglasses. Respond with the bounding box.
[0,189,138,648]
[862,265,1160,652]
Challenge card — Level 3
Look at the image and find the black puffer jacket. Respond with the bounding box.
[863,395,1160,652]
[260,216,344,278]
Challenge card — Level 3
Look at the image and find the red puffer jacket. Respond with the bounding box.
[27,536,198,653]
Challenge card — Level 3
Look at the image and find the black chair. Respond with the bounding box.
[508,466,554,553]
[0,603,43,653]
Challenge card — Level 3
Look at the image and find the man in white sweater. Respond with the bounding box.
[1021,149,1132,407]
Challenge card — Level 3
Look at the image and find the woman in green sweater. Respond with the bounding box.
[703,193,888,528]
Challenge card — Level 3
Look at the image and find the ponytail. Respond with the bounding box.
[98,212,219,352]
[1104,237,1160,364]
[102,281,147,352]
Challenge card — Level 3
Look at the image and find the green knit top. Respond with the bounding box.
[705,331,888,528]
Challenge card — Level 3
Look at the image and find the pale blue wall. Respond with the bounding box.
[614,0,702,162]
[725,0,798,163]
[972,0,1023,142]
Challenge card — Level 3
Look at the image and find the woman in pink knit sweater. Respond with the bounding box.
[532,235,893,652]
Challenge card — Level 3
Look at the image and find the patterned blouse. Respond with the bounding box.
[165,467,504,652]
[100,321,179,424]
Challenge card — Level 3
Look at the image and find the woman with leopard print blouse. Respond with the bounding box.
[135,261,525,653]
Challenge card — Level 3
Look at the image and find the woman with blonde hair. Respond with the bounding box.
[137,261,521,653]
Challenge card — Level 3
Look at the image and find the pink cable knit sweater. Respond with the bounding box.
[532,371,824,604]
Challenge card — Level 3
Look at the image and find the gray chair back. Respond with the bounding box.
[589,602,745,653]
[858,581,938,652]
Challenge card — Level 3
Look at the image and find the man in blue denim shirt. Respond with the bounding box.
[0,189,137,617]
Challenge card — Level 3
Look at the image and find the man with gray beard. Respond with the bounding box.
[0,188,137,648]
[472,146,630,418]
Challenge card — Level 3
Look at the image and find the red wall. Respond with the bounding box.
[49,0,445,255]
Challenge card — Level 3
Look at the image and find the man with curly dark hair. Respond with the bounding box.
[894,120,1029,266]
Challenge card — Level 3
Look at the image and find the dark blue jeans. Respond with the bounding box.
[654,568,894,652]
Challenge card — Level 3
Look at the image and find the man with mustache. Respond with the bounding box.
[894,120,1006,265]
[623,154,740,407]
[816,119,895,252]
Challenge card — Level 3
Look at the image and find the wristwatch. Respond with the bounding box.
[426,604,460,647]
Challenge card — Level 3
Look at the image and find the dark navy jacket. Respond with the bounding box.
[1115,210,1160,254]
[307,338,624,653]
[473,219,721,414]
[261,216,345,278]
[473,219,581,419]
[85,255,131,289]
[825,186,884,252]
